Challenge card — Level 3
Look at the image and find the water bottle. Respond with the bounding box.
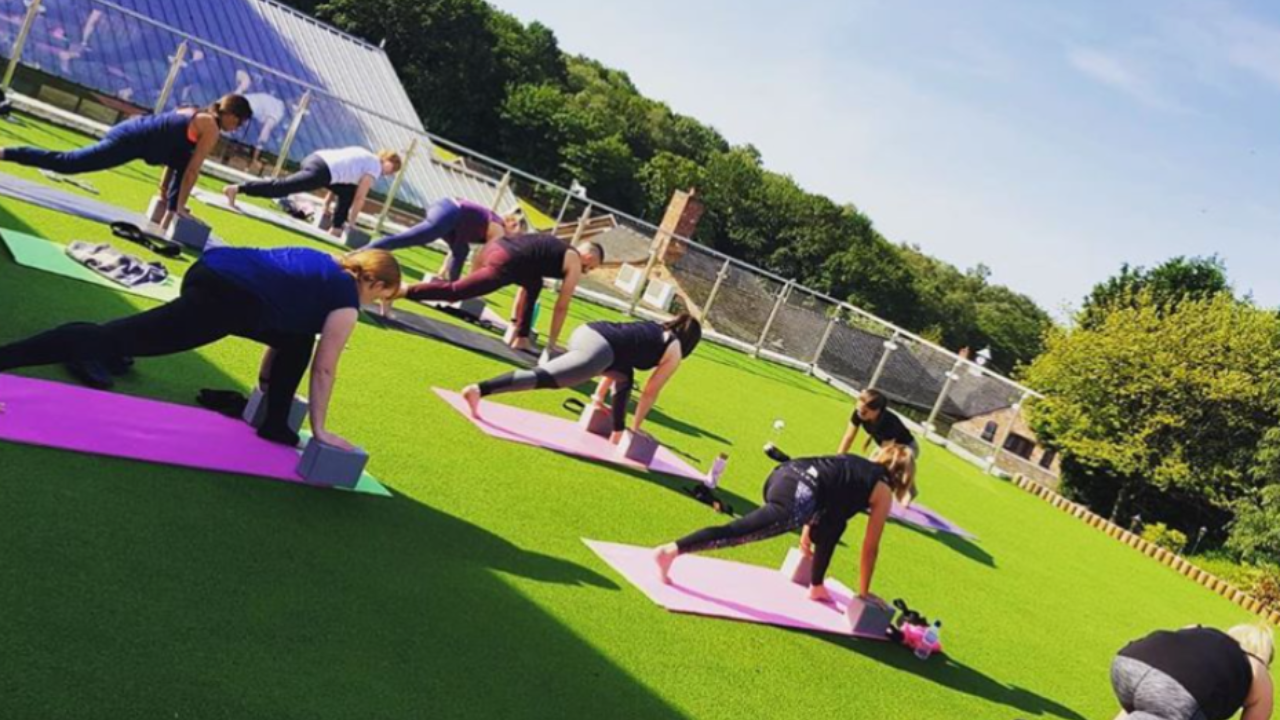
[915,620,942,660]
[707,453,729,488]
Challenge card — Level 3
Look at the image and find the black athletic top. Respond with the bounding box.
[497,233,571,286]
[789,455,889,584]
[1118,628,1253,720]
[850,407,914,447]
[588,320,673,432]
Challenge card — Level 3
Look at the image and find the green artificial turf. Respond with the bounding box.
[0,114,1271,719]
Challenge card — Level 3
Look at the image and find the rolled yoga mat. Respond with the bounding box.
[0,374,389,496]
[583,539,887,639]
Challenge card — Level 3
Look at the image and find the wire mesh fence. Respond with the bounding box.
[0,0,1052,477]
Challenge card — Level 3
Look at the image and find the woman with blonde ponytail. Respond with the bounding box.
[0,247,400,450]
[654,443,913,605]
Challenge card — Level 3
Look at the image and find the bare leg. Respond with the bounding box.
[223,184,239,208]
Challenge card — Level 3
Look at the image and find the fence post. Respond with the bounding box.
[701,257,732,320]
[375,136,419,233]
[626,234,664,316]
[2,0,43,91]
[754,281,792,357]
[809,309,840,376]
[987,391,1032,475]
[867,331,900,390]
[489,171,512,212]
[925,358,966,439]
[153,40,189,114]
[272,90,312,178]
[569,203,593,244]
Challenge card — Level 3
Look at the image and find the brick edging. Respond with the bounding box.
[1009,476,1280,625]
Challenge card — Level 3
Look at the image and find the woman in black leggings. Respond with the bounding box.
[0,248,402,449]
[654,446,914,604]
[462,313,702,443]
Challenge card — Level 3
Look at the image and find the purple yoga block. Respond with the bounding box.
[846,597,894,637]
[578,404,613,437]
[779,548,813,586]
[455,296,486,319]
[296,439,369,487]
[241,388,308,434]
[145,195,166,224]
[621,431,659,466]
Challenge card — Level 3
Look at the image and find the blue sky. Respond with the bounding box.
[487,0,1280,317]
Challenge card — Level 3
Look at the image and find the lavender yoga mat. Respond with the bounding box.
[435,388,709,482]
[0,374,389,496]
[584,540,886,639]
[891,501,975,539]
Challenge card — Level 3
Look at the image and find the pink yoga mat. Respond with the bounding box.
[584,540,886,639]
[435,388,708,482]
[0,374,388,495]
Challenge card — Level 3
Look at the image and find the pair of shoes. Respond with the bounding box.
[257,424,300,448]
[64,356,134,389]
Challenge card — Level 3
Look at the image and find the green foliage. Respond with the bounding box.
[1228,484,1280,564]
[1080,255,1230,330]
[1024,291,1280,515]
[1141,522,1188,552]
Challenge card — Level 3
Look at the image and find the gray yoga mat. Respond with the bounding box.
[365,306,540,368]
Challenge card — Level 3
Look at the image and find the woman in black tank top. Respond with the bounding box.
[1110,624,1274,720]
[654,447,916,605]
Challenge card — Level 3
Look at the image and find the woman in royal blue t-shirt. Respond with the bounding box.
[0,248,401,449]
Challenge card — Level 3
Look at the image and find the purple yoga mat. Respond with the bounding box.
[435,388,709,482]
[891,501,975,540]
[584,540,887,639]
[0,374,387,494]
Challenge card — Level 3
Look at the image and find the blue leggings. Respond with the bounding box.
[5,138,182,209]
[367,198,472,280]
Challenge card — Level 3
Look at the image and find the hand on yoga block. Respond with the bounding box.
[296,437,368,487]
[578,403,613,438]
[241,388,309,434]
[779,547,814,587]
[619,430,659,465]
[846,595,895,637]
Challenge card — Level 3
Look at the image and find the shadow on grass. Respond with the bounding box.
[817,635,1086,720]
[895,520,996,568]
[0,205,687,718]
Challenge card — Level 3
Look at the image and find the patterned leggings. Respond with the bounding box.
[676,466,817,554]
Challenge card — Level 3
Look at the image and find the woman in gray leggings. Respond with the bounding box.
[461,314,702,443]
[1111,624,1273,720]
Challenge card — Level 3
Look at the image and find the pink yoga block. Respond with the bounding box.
[621,431,659,465]
[578,404,612,438]
[846,596,894,638]
[779,548,813,586]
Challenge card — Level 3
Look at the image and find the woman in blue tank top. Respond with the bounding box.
[461,314,702,443]
[0,248,401,450]
[1,94,252,229]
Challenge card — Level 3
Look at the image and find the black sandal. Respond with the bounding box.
[110,221,182,259]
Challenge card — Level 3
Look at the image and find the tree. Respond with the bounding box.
[1023,292,1280,521]
[1080,255,1230,329]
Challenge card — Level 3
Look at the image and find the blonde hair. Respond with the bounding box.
[339,249,401,289]
[377,150,403,172]
[872,443,916,504]
[1228,624,1274,666]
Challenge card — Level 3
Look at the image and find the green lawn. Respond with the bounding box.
[0,113,1269,719]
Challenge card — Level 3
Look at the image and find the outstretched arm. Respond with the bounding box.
[837,422,859,454]
[346,175,374,230]
[548,258,581,350]
[308,308,358,450]
[168,115,220,224]
[631,346,682,434]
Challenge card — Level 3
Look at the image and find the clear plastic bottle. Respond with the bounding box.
[915,620,942,660]
[707,453,729,488]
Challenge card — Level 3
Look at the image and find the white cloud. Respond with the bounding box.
[1066,45,1187,112]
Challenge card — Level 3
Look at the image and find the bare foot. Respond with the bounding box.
[461,384,482,418]
[654,543,679,584]
[222,184,239,208]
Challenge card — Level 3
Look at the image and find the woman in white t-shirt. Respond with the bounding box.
[224,146,402,236]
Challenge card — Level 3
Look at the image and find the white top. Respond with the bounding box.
[315,147,382,186]
[243,93,286,124]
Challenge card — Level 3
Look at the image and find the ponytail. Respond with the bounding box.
[872,443,916,505]
[664,312,702,358]
[339,249,401,288]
